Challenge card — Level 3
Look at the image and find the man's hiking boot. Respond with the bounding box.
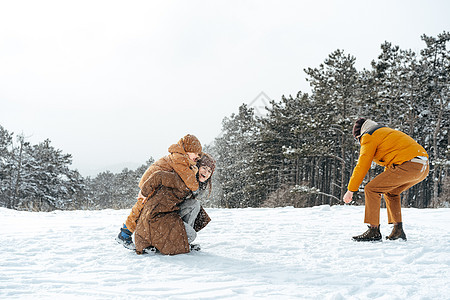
[386,222,407,241]
[190,244,201,251]
[115,225,135,250]
[352,225,382,242]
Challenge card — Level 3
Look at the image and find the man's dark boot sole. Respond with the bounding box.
[386,235,407,241]
[352,238,383,242]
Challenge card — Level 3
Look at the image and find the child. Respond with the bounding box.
[116,134,202,249]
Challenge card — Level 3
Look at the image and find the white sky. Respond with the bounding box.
[1,0,449,176]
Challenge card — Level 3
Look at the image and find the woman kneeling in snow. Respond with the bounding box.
[134,153,215,255]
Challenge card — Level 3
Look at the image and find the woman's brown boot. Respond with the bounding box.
[386,222,407,241]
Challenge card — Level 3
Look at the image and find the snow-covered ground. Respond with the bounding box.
[1,205,449,299]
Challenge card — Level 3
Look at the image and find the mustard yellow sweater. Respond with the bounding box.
[348,127,428,192]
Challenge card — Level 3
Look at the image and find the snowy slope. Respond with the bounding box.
[0,206,449,299]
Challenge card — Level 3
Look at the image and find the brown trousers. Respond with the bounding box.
[364,160,429,225]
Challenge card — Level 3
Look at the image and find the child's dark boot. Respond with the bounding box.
[115,224,135,250]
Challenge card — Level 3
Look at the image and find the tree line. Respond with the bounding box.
[1,31,448,211]
[0,127,153,211]
[207,31,449,209]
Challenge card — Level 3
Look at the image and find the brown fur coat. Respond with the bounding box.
[134,171,211,255]
[124,141,199,232]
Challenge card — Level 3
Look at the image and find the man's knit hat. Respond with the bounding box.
[352,117,367,138]
[181,134,202,154]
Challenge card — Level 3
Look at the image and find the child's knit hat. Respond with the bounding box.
[198,153,216,173]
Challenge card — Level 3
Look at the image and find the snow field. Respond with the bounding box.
[0,206,449,299]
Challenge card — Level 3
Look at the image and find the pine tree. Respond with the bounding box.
[83,158,154,209]
[371,42,423,132]
[213,104,261,208]
[9,135,33,209]
[257,93,318,206]
[0,125,14,208]
[304,49,360,203]
[419,31,450,206]
[13,139,84,211]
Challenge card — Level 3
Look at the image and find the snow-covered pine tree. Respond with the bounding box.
[14,139,84,211]
[213,104,262,208]
[83,158,154,209]
[257,93,320,207]
[0,125,14,208]
[419,31,450,207]
[8,135,33,210]
[304,49,360,204]
[371,42,423,132]
[87,171,116,209]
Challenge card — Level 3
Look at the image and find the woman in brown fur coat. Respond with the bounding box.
[117,134,203,249]
[134,154,215,255]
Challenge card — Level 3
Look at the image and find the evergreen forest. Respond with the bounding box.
[1,32,448,211]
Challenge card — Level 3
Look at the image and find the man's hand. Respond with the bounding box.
[343,190,354,204]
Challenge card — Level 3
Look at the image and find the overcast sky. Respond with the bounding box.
[1,0,449,176]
